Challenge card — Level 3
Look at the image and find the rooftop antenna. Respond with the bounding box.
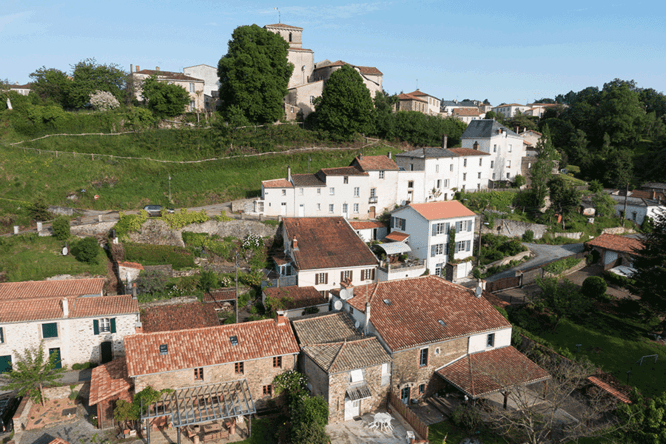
[275,7,280,23]
[416,79,418,90]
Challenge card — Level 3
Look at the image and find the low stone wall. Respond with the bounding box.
[70,221,116,237]
[601,227,636,235]
[43,382,85,400]
[181,219,278,239]
[483,219,548,239]
[12,397,31,432]
[481,250,532,272]
[144,264,174,277]
[552,232,583,240]
[48,205,81,216]
[140,296,200,307]
[127,219,185,246]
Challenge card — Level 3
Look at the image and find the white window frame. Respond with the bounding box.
[370,188,377,198]
[317,203,321,211]
[189,83,195,93]
[450,164,454,172]
[491,160,494,168]
[463,159,467,167]
[281,189,286,196]
[99,318,111,333]
[354,187,360,197]
[329,187,335,195]
[463,173,467,181]
[317,188,321,195]
[328,204,334,213]
[353,203,359,213]
[379,170,385,179]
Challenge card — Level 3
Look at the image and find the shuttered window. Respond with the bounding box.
[42,323,58,339]
[94,318,117,335]
[315,273,328,285]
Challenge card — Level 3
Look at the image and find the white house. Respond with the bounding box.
[183,64,221,112]
[348,221,388,242]
[492,103,530,118]
[389,201,476,277]
[606,190,666,226]
[0,279,140,370]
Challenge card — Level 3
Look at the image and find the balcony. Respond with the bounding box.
[369,196,378,204]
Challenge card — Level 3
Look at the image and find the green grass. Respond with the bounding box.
[123,242,196,270]
[543,257,582,274]
[429,420,508,444]
[0,234,108,281]
[235,418,276,444]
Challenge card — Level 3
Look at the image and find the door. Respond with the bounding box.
[280,202,287,216]
[344,398,360,421]
[369,206,376,219]
[298,204,304,217]
[401,387,410,405]
[0,356,11,373]
[100,341,113,364]
[49,348,62,369]
[342,204,349,219]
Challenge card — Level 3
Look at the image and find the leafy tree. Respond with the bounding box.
[547,176,581,229]
[52,216,70,240]
[141,75,190,118]
[198,268,218,293]
[68,58,127,108]
[448,227,456,262]
[513,174,526,188]
[484,110,497,120]
[603,146,634,189]
[588,180,603,194]
[581,276,607,300]
[135,269,168,295]
[592,191,616,218]
[531,277,591,331]
[29,198,51,221]
[529,126,558,211]
[373,90,398,139]
[218,24,293,124]
[314,64,376,141]
[630,209,666,328]
[3,342,67,406]
[71,237,101,264]
[617,389,666,444]
[29,67,72,106]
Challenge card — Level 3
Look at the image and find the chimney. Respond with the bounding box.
[132,283,137,298]
[156,66,160,71]
[653,190,656,199]
[136,65,140,72]
[359,154,363,160]
[292,238,298,250]
[364,301,371,334]
[441,134,448,149]
[516,126,519,133]
[287,165,292,183]
[387,152,392,159]
[62,298,69,317]
[422,147,427,159]
[135,322,143,334]
[473,141,479,151]
[276,310,287,326]
[130,64,133,73]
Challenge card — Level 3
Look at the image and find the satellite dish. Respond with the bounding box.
[340,289,349,300]
[333,300,343,311]
[475,286,483,298]
[354,321,360,329]
[62,246,68,256]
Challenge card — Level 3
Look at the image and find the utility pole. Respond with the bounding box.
[168,174,172,203]
[235,252,239,324]
[622,182,629,227]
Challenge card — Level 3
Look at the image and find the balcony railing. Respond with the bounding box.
[369,196,378,204]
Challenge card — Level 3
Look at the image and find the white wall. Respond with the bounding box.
[468,327,512,353]
[183,65,220,98]
[297,265,378,292]
[462,131,525,182]
[355,227,388,242]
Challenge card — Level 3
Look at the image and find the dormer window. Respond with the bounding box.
[230,336,239,346]
[160,344,168,355]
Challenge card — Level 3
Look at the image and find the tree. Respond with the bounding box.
[531,277,591,331]
[448,227,456,263]
[547,176,581,229]
[218,24,293,124]
[141,75,190,118]
[68,58,127,109]
[529,126,559,211]
[71,237,101,264]
[617,389,666,444]
[581,276,607,300]
[52,216,70,240]
[135,269,168,295]
[513,174,526,188]
[373,90,398,139]
[3,342,67,406]
[29,198,51,221]
[89,90,120,112]
[591,191,616,218]
[314,64,376,141]
[484,110,497,120]
[630,209,666,328]
[29,67,72,106]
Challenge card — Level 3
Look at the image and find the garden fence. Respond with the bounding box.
[388,391,429,440]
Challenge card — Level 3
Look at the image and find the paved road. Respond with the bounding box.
[486,242,585,282]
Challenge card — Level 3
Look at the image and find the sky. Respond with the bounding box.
[2,0,666,105]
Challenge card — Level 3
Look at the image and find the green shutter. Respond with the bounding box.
[93,320,99,335]
[110,318,116,334]
[42,323,58,339]
[0,356,11,373]
[0,327,3,344]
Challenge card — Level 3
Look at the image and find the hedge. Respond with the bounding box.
[124,242,195,269]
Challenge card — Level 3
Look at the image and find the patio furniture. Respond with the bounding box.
[406,431,415,442]
[371,412,393,432]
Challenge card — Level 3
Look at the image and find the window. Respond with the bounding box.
[282,189,286,196]
[349,306,354,314]
[189,83,195,93]
[436,179,442,189]
[508,144,513,152]
[290,106,294,113]
[328,204,334,213]
[419,384,426,394]
[410,164,414,171]
[354,187,360,197]
[463,173,467,181]
[329,187,335,195]
[42,323,58,339]
[408,181,414,188]
[490,160,494,168]
[194,367,204,380]
[435,165,439,173]
[463,159,467,167]
[342,203,348,215]
[288,32,292,42]
[315,272,328,285]
[444,179,450,188]
[392,217,406,231]
[478,172,481,179]
[273,356,282,368]
[433,222,448,235]
[317,203,321,211]
[350,369,364,383]
[100,318,110,332]
[263,385,273,396]
[310,95,315,104]
[370,188,377,198]
[317,188,321,195]
[431,243,444,257]
[507,160,511,168]
[435,263,443,276]
[492,173,496,180]
[299,188,304,196]
[379,170,385,179]
[487,333,495,347]
[419,348,428,367]
[506,173,510,179]
[450,163,454,172]
[190,100,195,110]
[235,362,244,374]
[361,268,375,280]
[493,144,497,153]
[341,270,352,280]
[353,203,359,213]
[0,327,4,344]
[344,176,349,184]
[479,158,483,166]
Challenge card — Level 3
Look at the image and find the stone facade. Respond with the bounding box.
[392,337,467,402]
[134,354,296,409]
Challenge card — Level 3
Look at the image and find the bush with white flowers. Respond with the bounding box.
[242,234,263,250]
[89,90,120,112]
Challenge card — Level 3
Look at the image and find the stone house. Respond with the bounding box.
[396,92,430,115]
[586,234,643,271]
[183,64,221,112]
[491,103,530,118]
[291,312,392,423]
[406,90,441,115]
[129,66,205,112]
[452,107,482,123]
[312,60,383,98]
[389,201,476,278]
[261,286,330,319]
[0,278,139,370]
[123,316,300,409]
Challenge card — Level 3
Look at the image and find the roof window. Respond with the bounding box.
[383,299,391,305]
[438,320,446,327]
[159,344,168,355]
[230,336,239,346]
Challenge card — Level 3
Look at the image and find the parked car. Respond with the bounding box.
[0,395,21,432]
[143,205,175,217]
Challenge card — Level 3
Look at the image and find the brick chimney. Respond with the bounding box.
[473,141,479,151]
[156,66,160,71]
[132,283,137,298]
[62,298,69,317]
[276,310,287,326]
[130,64,133,73]
[516,126,519,133]
[387,152,392,159]
[136,65,140,72]
[292,238,298,250]
[135,322,143,334]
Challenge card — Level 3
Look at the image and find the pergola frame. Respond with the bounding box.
[140,379,256,443]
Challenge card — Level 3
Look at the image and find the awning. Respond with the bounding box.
[346,384,372,401]
[376,242,411,255]
[436,346,550,399]
[140,379,256,427]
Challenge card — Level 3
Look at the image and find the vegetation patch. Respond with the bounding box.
[123,242,195,269]
[543,257,582,275]
[161,208,209,229]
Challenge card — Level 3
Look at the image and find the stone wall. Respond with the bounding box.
[139,296,199,307]
[601,227,636,235]
[12,397,31,432]
[520,267,544,286]
[481,250,532,273]
[554,232,583,240]
[483,219,548,239]
[143,264,173,277]
[43,382,85,400]
[127,219,185,246]
[327,363,389,424]
[70,221,116,237]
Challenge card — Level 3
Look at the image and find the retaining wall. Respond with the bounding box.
[483,219,548,239]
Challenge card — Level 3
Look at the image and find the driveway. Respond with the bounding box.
[487,242,585,282]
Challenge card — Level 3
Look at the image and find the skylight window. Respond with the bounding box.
[230,336,239,346]
[438,320,446,327]
[159,344,168,355]
[383,299,391,305]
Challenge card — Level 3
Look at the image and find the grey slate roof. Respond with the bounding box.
[396,147,458,159]
[301,337,391,373]
[291,312,363,346]
[643,182,666,190]
[461,119,520,139]
[291,174,325,187]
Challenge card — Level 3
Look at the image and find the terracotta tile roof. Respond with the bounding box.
[319,61,383,76]
[265,23,303,30]
[407,201,476,221]
[347,276,511,351]
[494,103,526,108]
[352,155,399,171]
[291,173,325,187]
[89,358,132,406]
[587,376,631,404]
[398,93,427,103]
[302,337,391,373]
[482,290,510,308]
[453,108,480,116]
[291,312,364,345]
[406,90,438,99]
[262,178,293,188]
[134,70,202,82]
[0,278,105,301]
[436,346,550,398]
[204,288,237,303]
[262,286,328,310]
[70,295,139,318]
[282,217,378,270]
[586,234,643,255]
[349,221,387,230]
[385,231,409,242]
[448,148,490,157]
[124,318,300,377]
[0,297,64,323]
[140,303,220,333]
[118,261,144,270]
[49,439,72,444]
[319,166,368,176]
[10,84,32,89]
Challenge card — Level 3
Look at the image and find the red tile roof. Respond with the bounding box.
[319,61,383,76]
[282,217,378,270]
[140,303,220,333]
[347,276,511,351]
[134,70,202,82]
[398,93,427,103]
[586,234,643,255]
[262,178,293,188]
[0,297,64,323]
[265,23,303,30]
[587,376,631,404]
[436,346,550,398]
[0,278,105,301]
[204,288,237,303]
[319,166,368,176]
[407,201,476,221]
[49,439,72,444]
[89,358,132,406]
[10,84,32,90]
[124,318,300,377]
[262,286,328,310]
[406,90,438,99]
[448,148,490,157]
[118,261,144,270]
[349,221,387,230]
[453,108,480,116]
[385,231,409,242]
[70,295,139,318]
[302,337,391,373]
[352,155,399,171]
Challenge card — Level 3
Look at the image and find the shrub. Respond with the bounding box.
[135,269,168,295]
[52,216,70,240]
[451,404,482,432]
[544,257,581,275]
[124,243,196,269]
[581,276,607,300]
[603,271,635,289]
[161,208,209,229]
[513,174,526,188]
[29,198,51,221]
[89,90,120,112]
[71,237,101,264]
[522,230,535,242]
[198,268,218,292]
[499,239,525,256]
[114,211,148,238]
